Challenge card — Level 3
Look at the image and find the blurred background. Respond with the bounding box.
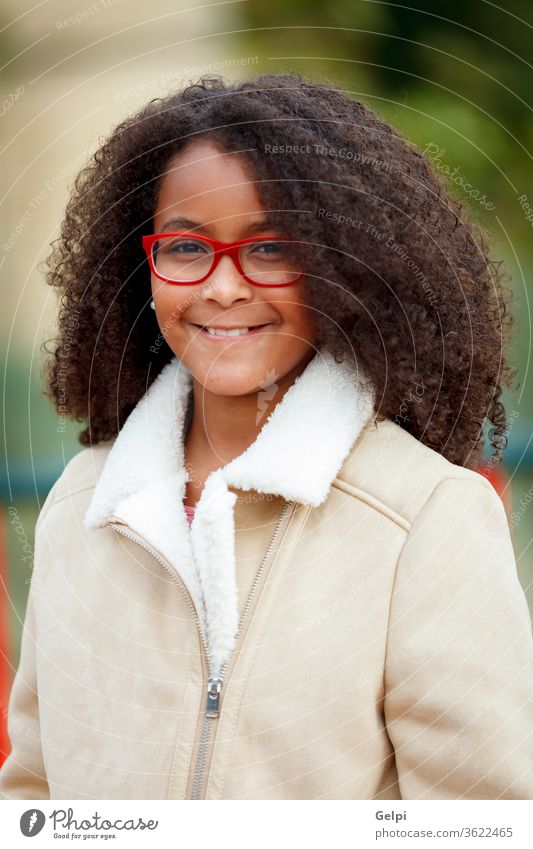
[1,0,532,761]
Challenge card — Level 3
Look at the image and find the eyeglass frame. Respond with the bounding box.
[142,232,304,287]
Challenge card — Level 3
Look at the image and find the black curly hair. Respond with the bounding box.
[43,72,516,468]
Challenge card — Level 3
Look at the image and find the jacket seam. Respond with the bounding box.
[333,472,495,535]
[380,474,495,719]
[36,483,98,530]
[332,479,411,531]
[379,475,446,792]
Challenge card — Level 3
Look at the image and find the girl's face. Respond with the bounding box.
[150,139,316,396]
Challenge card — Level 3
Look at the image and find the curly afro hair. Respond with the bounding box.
[44,72,516,468]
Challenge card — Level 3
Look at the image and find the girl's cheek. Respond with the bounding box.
[156,296,188,326]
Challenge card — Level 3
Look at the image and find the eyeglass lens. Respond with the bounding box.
[152,237,301,285]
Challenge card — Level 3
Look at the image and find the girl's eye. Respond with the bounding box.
[165,238,208,255]
[252,241,280,253]
[248,241,289,259]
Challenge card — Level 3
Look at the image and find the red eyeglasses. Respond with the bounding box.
[142,232,304,287]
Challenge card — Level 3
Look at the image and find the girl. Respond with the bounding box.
[1,73,532,800]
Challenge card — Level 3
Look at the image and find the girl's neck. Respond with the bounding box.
[184,352,314,471]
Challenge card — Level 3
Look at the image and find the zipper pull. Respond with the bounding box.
[206,676,223,717]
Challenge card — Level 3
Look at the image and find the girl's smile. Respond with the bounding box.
[186,320,279,339]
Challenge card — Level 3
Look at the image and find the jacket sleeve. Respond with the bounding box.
[0,489,57,799]
[383,475,533,800]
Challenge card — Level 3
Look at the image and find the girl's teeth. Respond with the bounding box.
[206,327,254,336]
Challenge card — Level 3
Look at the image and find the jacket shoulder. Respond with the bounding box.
[37,440,114,525]
[336,417,494,526]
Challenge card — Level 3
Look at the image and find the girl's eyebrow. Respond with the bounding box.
[159,216,274,234]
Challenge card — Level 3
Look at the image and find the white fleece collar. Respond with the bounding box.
[84,348,375,677]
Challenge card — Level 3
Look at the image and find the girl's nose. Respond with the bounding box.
[200,254,254,306]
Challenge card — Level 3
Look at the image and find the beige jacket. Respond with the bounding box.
[1,351,532,800]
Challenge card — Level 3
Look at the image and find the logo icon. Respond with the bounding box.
[20,809,46,837]
[256,368,280,425]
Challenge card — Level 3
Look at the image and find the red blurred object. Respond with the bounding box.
[477,462,512,518]
[0,507,13,765]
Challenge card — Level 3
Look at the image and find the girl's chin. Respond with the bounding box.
[190,362,277,397]
[201,374,268,397]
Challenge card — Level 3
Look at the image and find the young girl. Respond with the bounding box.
[1,73,532,801]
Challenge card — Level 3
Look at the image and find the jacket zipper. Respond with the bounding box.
[108,497,294,800]
[190,497,294,799]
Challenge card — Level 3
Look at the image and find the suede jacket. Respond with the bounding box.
[1,350,532,800]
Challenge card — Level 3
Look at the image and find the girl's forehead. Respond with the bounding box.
[153,144,267,230]
[157,140,260,200]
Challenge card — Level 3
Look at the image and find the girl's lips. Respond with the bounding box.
[187,322,273,340]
